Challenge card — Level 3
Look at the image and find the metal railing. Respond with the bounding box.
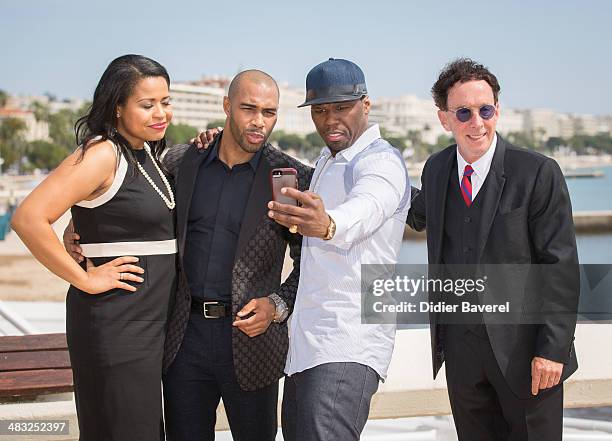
[0,300,38,335]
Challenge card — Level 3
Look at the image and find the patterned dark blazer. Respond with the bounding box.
[161,137,313,391]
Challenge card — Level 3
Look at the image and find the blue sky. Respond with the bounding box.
[1,0,610,115]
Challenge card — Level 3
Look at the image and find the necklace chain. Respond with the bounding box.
[136,145,176,210]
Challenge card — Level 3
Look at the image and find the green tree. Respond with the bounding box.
[567,134,612,155]
[206,119,226,129]
[301,131,326,159]
[592,133,612,154]
[386,135,408,151]
[268,129,287,144]
[276,133,304,151]
[0,117,27,172]
[379,127,408,151]
[26,140,69,171]
[30,101,51,123]
[305,131,324,149]
[0,89,8,108]
[434,134,454,149]
[406,130,423,148]
[165,123,198,146]
[545,136,564,150]
[48,108,80,149]
[506,131,538,150]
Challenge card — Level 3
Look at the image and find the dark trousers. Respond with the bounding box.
[282,362,379,441]
[163,313,278,441]
[444,325,564,441]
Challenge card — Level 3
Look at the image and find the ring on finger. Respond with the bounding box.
[289,225,298,234]
[119,272,124,281]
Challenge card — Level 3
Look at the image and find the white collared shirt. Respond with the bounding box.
[285,124,411,380]
[456,133,497,200]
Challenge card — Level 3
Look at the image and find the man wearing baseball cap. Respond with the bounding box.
[268,58,411,441]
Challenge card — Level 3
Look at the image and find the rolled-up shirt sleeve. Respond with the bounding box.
[325,151,408,250]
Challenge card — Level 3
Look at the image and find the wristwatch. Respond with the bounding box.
[323,215,336,241]
[268,293,289,323]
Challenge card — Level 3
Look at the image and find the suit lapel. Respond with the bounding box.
[234,144,273,262]
[476,134,507,262]
[176,143,214,262]
[431,148,455,264]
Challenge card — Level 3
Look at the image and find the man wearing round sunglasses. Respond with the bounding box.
[407,58,579,440]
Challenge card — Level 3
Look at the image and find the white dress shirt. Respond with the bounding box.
[285,124,411,380]
[456,133,498,201]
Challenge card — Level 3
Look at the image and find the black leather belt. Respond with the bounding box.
[191,298,230,319]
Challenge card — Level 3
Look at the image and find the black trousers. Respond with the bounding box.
[163,313,278,441]
[444,325,563,441]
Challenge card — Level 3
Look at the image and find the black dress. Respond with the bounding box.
[67,144,176,441]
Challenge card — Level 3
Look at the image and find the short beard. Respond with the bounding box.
[326,139,350,153]
[229,116,266,154]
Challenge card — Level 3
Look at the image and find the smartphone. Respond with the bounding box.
[270,168,298,206]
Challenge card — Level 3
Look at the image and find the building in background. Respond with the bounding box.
[0,95,87,143]
[6,95,85,115]
[496,107,525,135]
[276,82,314,136]
[372,96,612,146]
[0,108,49,142]
[169,83,226,130]
[3,82,610,144]
[370,95,444,144]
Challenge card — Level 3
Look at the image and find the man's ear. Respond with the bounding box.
[362,96,371,115]
[223,96,230,117]
[438,110,451,132]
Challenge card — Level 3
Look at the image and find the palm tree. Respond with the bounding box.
[30,101,51,123]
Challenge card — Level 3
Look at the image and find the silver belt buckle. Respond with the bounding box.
[203,301,220,319]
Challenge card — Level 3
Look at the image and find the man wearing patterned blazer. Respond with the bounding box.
[160,70,312,441]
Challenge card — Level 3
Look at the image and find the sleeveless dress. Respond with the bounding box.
[66,143,176,441]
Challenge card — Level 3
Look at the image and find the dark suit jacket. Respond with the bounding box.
[407,134,579,398]
[161,139,313,391]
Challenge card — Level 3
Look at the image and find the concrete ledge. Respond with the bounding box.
[573,211,612,233]
[370,389,451,419]
[367,378,612,420]
[565,379,612,409]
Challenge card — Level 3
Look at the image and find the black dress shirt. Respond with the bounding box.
[183,141,261,303]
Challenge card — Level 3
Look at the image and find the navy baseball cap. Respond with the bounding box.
[298,58,368,108]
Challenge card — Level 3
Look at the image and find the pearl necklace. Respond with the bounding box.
[136,144,176,210]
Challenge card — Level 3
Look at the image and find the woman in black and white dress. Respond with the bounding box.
[12,55,176,441]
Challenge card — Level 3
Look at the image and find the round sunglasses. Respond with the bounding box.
[447,104,496,123]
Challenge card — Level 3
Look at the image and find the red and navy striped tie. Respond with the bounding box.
[461,165,474,207]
